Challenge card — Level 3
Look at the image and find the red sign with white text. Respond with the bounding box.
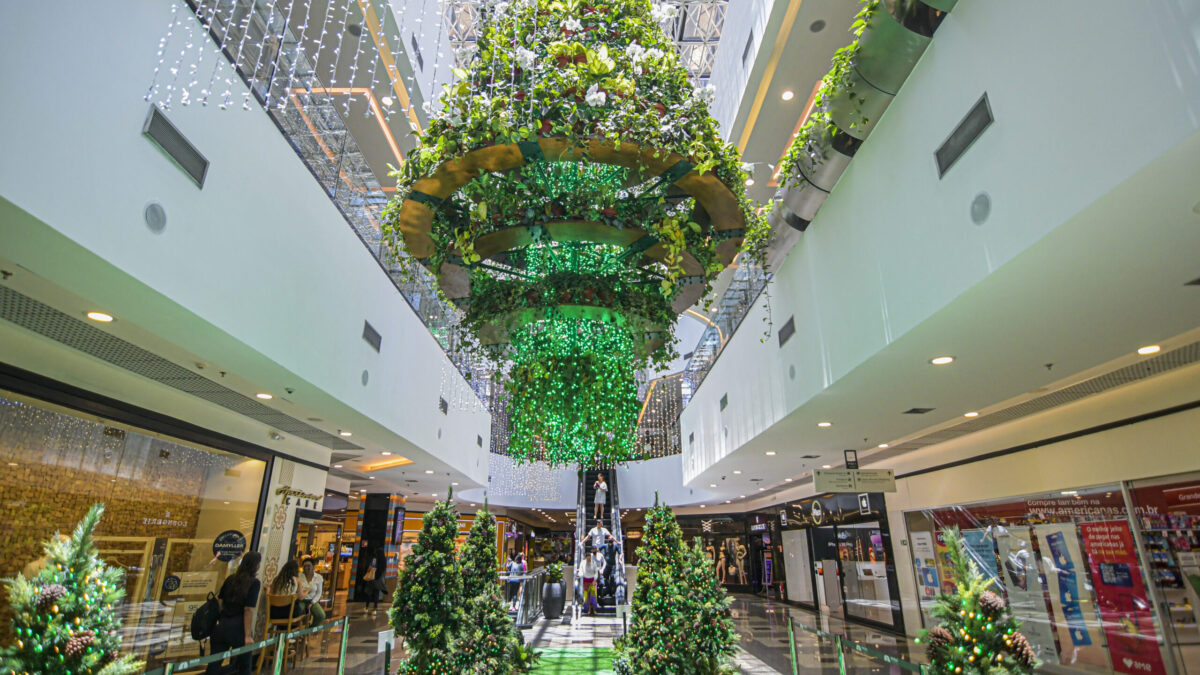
[1079,521,1166,675]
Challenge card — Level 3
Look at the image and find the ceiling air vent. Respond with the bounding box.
[1186,276,1200,286]
[362,320,382,352]
[800,454,820,459]
[477,435,483,447]
[720,393,728,411]
[142,105,208,188]
[935,93,992,178]
[903,407,936,415]
[778,316,796,347]
[741,30,755,68]
[410,33,424,71]
[438,397,449,415]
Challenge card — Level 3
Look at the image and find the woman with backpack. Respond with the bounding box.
[206,551,261,675]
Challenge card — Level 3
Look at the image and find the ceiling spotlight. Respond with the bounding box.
[256,393,273,400]
[381,451,392,455]
[765,451,777,456]
[878,443,889,448]
[369,476,375,479]
[425,469,434,474]
[360,489,367,493]
[1061,490,1078,496]
[744,178,755,186]
[822,464,832,469]
[381,95,394,107]
[339,430,353,437]
[781,90,795,101]
[784,478,793,483]
[733,470,742,474]
[758,488,765,492]
[709,483,717,488]
[739,495,746,499]
[817,421,832,428]
[1137,345,1161,355]
[930,356,955,365]
[432,493,438,497]
[452,482,459,486]
[86,311,114,323]
[333,464,343,468]
[964,411,979,418]
[471,503,477,507]
[699,505,706,508]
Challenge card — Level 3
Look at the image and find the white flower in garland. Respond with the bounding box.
[515,46,538,70]
[585,83,607,107]
[650,2,679,23]
[625,42,645,61]
[692,83,716,104]
[562,17,583,32]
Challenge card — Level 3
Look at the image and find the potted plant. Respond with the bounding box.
[542,562,566,619]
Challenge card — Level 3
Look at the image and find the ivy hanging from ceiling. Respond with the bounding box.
[382,0,770,467]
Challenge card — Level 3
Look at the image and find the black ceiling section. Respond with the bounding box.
[0,285,360,451]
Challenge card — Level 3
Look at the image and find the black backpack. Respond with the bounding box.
[190,592,221,646]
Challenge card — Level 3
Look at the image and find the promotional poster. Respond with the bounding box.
[1033,523,1108,668]
[995,526,1059,665]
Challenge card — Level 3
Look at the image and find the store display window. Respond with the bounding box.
[679,516,755,591]
[0,389,267,668]
[904,479,1196,675]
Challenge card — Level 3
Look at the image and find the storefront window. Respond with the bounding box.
[0,390,266,668]
[904,483,1184,674]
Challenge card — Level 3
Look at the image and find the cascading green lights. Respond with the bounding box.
[505,316,640,467]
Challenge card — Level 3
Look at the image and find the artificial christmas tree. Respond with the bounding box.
[389,492,464,674]
[918,528,1038,674]
[614,501,736,674]
[453,503,537,674]
[0,503,143,675]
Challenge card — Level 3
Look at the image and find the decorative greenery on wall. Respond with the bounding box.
[382,0,770,467]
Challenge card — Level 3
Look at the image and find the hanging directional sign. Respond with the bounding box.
[853,469,896,492]
[813,468,896,493]
[813,469,856,492]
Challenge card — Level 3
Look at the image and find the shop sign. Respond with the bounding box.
[749,522,768,532]
[858,493,870,515]
[142,511,189,528]
[782,493,885,529]
[1080,521,1166,675]
[276,485,322,509]
[212,529,247,562]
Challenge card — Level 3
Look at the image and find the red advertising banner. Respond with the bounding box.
[1079,521,1166,675]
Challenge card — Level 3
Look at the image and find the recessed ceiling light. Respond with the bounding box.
[725,500,731,504]
[381,95,394,107]
[425,469,434,474]
[369,476,375,479]
[739,495,746,499]
[333,464,342,468]
[758,488,765,492]
[381,451,392,456]
[86,311,114,323]
[256,393,273,400]
[452,482,459,486]
[360,489,367,492]
[223,500,230,505]
[964,411,979,418]
[339,430,353,437]
[6,462,17,467]
[781,90,795,101]
[709,483,717,488]
[822,464,832,469]
[699,505,706,508]
[877,443,889,448]
[1061,490,1078,495]
[471,503,477,507]
[817,421,832,428]
[765,451,777,456]
[784,478,792,483]
[930,356,955,365]
[1137,345,1161,355]
[733,470,742,474]
[432,493,438,497]
[744,178,755,186]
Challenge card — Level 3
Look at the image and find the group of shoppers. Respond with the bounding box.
[203,552,329,675]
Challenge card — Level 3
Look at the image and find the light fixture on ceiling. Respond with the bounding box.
[739,495,746,499]
[1137,344,1161,355]
[765,451,776,456]
[758,488,765,492]
[6,462,17,467]
[339,430,353,437]
[381,451,392,456]
[709,483,717,488]
[471,503,477,506]
[452,482,459,486]
[930,356,955,365]
[369,476,375,480]
[256,393,273,400]
[1061,490,1078,496]
[725,500,731,504]
[223,500,230,504]
[781,90,795,101]
[822,464,832,469]
[432,493,438,497]
[733,470,742,474]
[784,478,793,483]
[964,411,979,418]
[425,469,434,474]
[744,177,755,186]
[817,421,832,428]
[86,311,114,323]
[333,464,343,468]
[878,443,889,448]
[381,95,394,107]
[699,505,706,508]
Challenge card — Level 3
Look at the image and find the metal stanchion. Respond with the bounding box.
[384,639,391,675]
[787,619,798,675]
[337,615,350,675]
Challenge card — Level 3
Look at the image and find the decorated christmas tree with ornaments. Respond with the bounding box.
[0,503,143,675]
[918,527,1038,674]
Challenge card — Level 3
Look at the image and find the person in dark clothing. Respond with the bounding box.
[206,551,261,675]
[361,541,388,614]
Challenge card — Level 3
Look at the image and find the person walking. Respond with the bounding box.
[579,543,606,617]
[593,474,608,519]
[506,552,524,611]
[206,551,261,675]
[363,543,388,615]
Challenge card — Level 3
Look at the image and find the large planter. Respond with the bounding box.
[542,581,565,620]
[775,125,861,230]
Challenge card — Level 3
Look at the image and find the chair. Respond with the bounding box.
[255,593,310,674]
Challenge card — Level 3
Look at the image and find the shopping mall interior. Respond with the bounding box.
[2,1,1200,674]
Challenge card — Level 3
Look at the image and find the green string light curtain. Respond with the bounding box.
[383,0,771,467]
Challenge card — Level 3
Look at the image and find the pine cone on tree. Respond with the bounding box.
[1007,631,1037,668]
[978,590,1005,615]
[924,626,954,661]
[36,583,68,612]
[65,630,96,658]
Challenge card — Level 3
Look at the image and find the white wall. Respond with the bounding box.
[681,0,1200,481]
[710,0,776,137]
[0,1,489,482]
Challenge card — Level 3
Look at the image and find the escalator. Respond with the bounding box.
[575,468,626,616]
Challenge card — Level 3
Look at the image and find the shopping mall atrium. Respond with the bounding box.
[2,1,1200,673]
